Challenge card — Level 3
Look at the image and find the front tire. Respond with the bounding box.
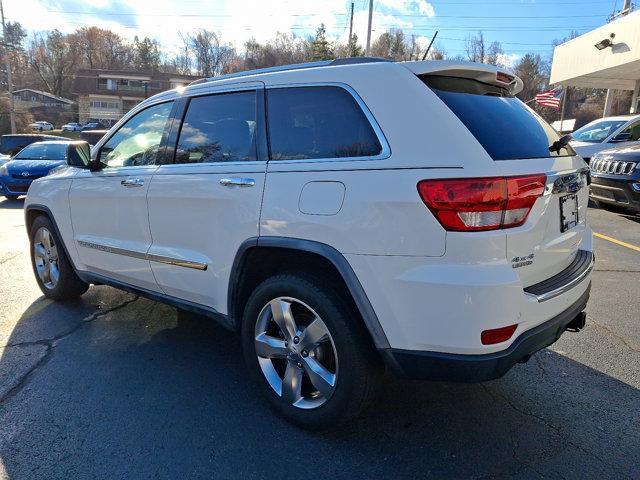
[29,215,89,300]
[241,274,380,430]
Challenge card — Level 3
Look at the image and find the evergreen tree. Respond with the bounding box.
[310,24,334,61]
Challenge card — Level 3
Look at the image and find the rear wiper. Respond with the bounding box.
[549,134,572,154]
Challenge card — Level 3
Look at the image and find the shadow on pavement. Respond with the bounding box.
[0,198,24,210]
[0,287,638,479]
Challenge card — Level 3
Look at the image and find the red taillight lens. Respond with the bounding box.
[481,324,518,345]
[417,174,546,232]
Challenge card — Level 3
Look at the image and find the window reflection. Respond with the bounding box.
[267,86,382,160]
[99,102,173,168]
[175,91,257,164]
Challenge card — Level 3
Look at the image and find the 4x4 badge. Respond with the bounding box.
[512,253,535,268]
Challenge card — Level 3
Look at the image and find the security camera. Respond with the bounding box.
[595,33,615,50]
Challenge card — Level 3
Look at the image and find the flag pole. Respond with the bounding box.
[559,85,567,133]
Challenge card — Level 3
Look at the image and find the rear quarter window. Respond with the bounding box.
[421,75,574,160]
[267,86,382,160]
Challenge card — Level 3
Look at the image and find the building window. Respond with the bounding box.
[90,100,119,109]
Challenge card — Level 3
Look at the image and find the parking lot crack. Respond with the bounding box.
[589,318,640,353]
[480,384,624,477]
[0,296,139,405]
[0,253,21,266]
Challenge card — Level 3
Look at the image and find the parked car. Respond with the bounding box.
[61,122,83,132]
[589,144,640,214]
[0,141,89,200]
[0,133,61,166]
[81,122,103,131]
[570,114,640,162]
[24,59,593,428]
[79,129,109,146]
[29,121,54,131]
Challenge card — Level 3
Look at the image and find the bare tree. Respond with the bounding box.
[241,32,311,71]
[465,31,486,63]
[28,30,77,97]
[68,27,134,70]
[188,29,235,77]
[514,53,548,102]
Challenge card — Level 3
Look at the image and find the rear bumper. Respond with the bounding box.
[382,284,590,382]
[590,175,640,212]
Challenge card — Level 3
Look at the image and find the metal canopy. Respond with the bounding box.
[550,11,640,91]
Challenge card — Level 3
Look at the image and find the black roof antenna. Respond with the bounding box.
[421,31,439,61]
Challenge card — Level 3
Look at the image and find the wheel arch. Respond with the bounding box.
[24,204,79,273]
[228,237,390,349]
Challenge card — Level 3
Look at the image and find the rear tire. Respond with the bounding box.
[241,273,381,430]
[4,195,19,201]
[29,215,89,300]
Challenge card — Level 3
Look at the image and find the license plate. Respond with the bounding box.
[560,194,579,232]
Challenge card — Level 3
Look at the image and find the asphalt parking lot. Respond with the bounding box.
[0,198,638,480]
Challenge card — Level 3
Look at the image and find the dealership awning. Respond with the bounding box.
[550,10,640,112]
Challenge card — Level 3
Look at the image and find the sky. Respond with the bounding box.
[2,0,624,69]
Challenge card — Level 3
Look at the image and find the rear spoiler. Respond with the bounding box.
[400,60,523,95]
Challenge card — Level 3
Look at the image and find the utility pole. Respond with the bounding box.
[365,0,373,56]
[0,0,16,133]
[348,2,354,50]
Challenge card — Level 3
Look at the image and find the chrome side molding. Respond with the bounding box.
[77,240,207,270]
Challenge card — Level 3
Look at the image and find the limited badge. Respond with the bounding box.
[512,253,535,269]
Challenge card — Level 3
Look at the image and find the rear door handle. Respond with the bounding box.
[121,178,144,187]
[219,177,255,187]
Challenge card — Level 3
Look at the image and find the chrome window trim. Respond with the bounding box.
[77,240,207,271]
[264,82,391,164]
[167,86,263,167]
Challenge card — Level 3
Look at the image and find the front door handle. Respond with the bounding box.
[219,177,255,187]
[121,178,144,188]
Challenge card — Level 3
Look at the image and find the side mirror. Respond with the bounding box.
[610,132,632,142]
[66,141,92,168]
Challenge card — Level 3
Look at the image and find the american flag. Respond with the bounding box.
[535,87,563,109]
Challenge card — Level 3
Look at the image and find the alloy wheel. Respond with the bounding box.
[254,297,338,409]
[33,227,60,290]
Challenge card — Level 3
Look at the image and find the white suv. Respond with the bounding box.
[25,59,593,429]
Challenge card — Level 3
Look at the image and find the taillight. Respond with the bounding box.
[417,174,546,232]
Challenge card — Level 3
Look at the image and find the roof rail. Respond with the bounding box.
[188,57,391,86]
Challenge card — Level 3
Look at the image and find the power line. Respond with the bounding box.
[39,9,611,20]
[11,17,602,32]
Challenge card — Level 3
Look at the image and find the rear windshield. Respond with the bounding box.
[0,136,40,155]
[421,75,574,160]
[14,143,67,160]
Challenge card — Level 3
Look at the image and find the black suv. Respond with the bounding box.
[590,145,640,214]
[0,134,61,159]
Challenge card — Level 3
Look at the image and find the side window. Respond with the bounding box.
[98,101,173,168]
[175,91,257,164]
[622,121,640,141]
[267,86,382,160]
